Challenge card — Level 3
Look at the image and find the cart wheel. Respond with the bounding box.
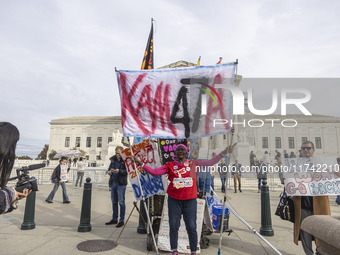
[147,236,153,251]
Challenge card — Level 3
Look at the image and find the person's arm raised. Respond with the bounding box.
[132,156,167,176]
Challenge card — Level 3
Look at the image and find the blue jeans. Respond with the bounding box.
[220,176,227,192]
[168,196,197,253]
[46,180,69,202]
[111,182,126,222]
[336,195,340,205]
[75,172,84,187]
[211,176,215,190]
[198,172,211,193]
[258,178,266,190]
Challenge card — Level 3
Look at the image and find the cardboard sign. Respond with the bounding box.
[121,140,167,201]
[283,157,340,196]
[158,138,187,165]
[60,164,68,182]
[157,195,205,253]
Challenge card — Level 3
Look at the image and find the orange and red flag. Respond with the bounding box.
[141,20,154,70]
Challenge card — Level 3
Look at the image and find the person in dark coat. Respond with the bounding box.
[105,146,127,228]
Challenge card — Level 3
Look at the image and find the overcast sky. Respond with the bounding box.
[1,0,340,158]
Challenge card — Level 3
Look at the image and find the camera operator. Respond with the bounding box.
[0,122,31,215]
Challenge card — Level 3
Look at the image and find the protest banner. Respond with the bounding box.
[117,63,235,138]
[283,157,340,196]
[60,164,68,182]
[157,195,205,253]
[158,138,187,165]
[121,139,167,201]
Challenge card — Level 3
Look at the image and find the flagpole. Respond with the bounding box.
[217,59,238,255]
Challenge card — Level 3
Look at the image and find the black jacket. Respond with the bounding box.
[108,155,127,186]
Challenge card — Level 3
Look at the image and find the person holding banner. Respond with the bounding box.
[291,141,330,255]
[133,143,234,255]
[218,158,228,193]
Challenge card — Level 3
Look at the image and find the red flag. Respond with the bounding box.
[141,20,154,70]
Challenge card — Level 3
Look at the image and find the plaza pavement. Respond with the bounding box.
[1,183,340,255]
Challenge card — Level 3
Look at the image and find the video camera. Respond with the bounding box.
[8,163,45,193]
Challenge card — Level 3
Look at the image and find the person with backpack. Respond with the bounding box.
[45,156,71,204]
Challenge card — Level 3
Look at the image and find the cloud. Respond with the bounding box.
[1,0,340,158]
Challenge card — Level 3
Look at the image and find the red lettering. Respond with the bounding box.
[294,172,312,183]
[298,183,307,194]
[205,74,230,134]
[119,73,177,136]
[286,182,297,194]
[313,172,322,182]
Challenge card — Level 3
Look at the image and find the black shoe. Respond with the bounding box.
[234,190,237,193]
[239,189,242,193]
[105,219,118,225]
[45,199,53,203]
[116,221,124,228]
[63,201,71,204]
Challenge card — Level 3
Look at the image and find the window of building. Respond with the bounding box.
[302,137,308,143]
[97,137,102,148]
[86,137,91,147]
[65,137,70,147]
[315,137,322,149]
[288,137,295,149]
[262,137,268,149]
[108,137,113,143]
[75,137,81,147]
[275,137,281,149]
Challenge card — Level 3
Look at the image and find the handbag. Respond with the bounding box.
[275,188,295,223]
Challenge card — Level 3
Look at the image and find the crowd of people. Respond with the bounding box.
[1,121,339,255]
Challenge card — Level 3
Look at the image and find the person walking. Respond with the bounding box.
[75,157,86,187]
[45,156,71,204]
[262,151,271,165]
[283,150,289,159]
[73,157,77,167]
[231,159,242,193]
[210,166,215,190]
[249,151,256,168]
[105,146,127,228]
[218,158,227,193]
[257,161,267,193]
[289,151,296,158]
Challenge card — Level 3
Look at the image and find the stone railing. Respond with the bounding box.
[301,215,340,255]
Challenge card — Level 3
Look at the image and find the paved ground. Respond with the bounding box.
[1,183,340,255]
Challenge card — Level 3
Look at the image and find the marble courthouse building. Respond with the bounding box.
[47,113,340,166]
[47,61,340,166]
